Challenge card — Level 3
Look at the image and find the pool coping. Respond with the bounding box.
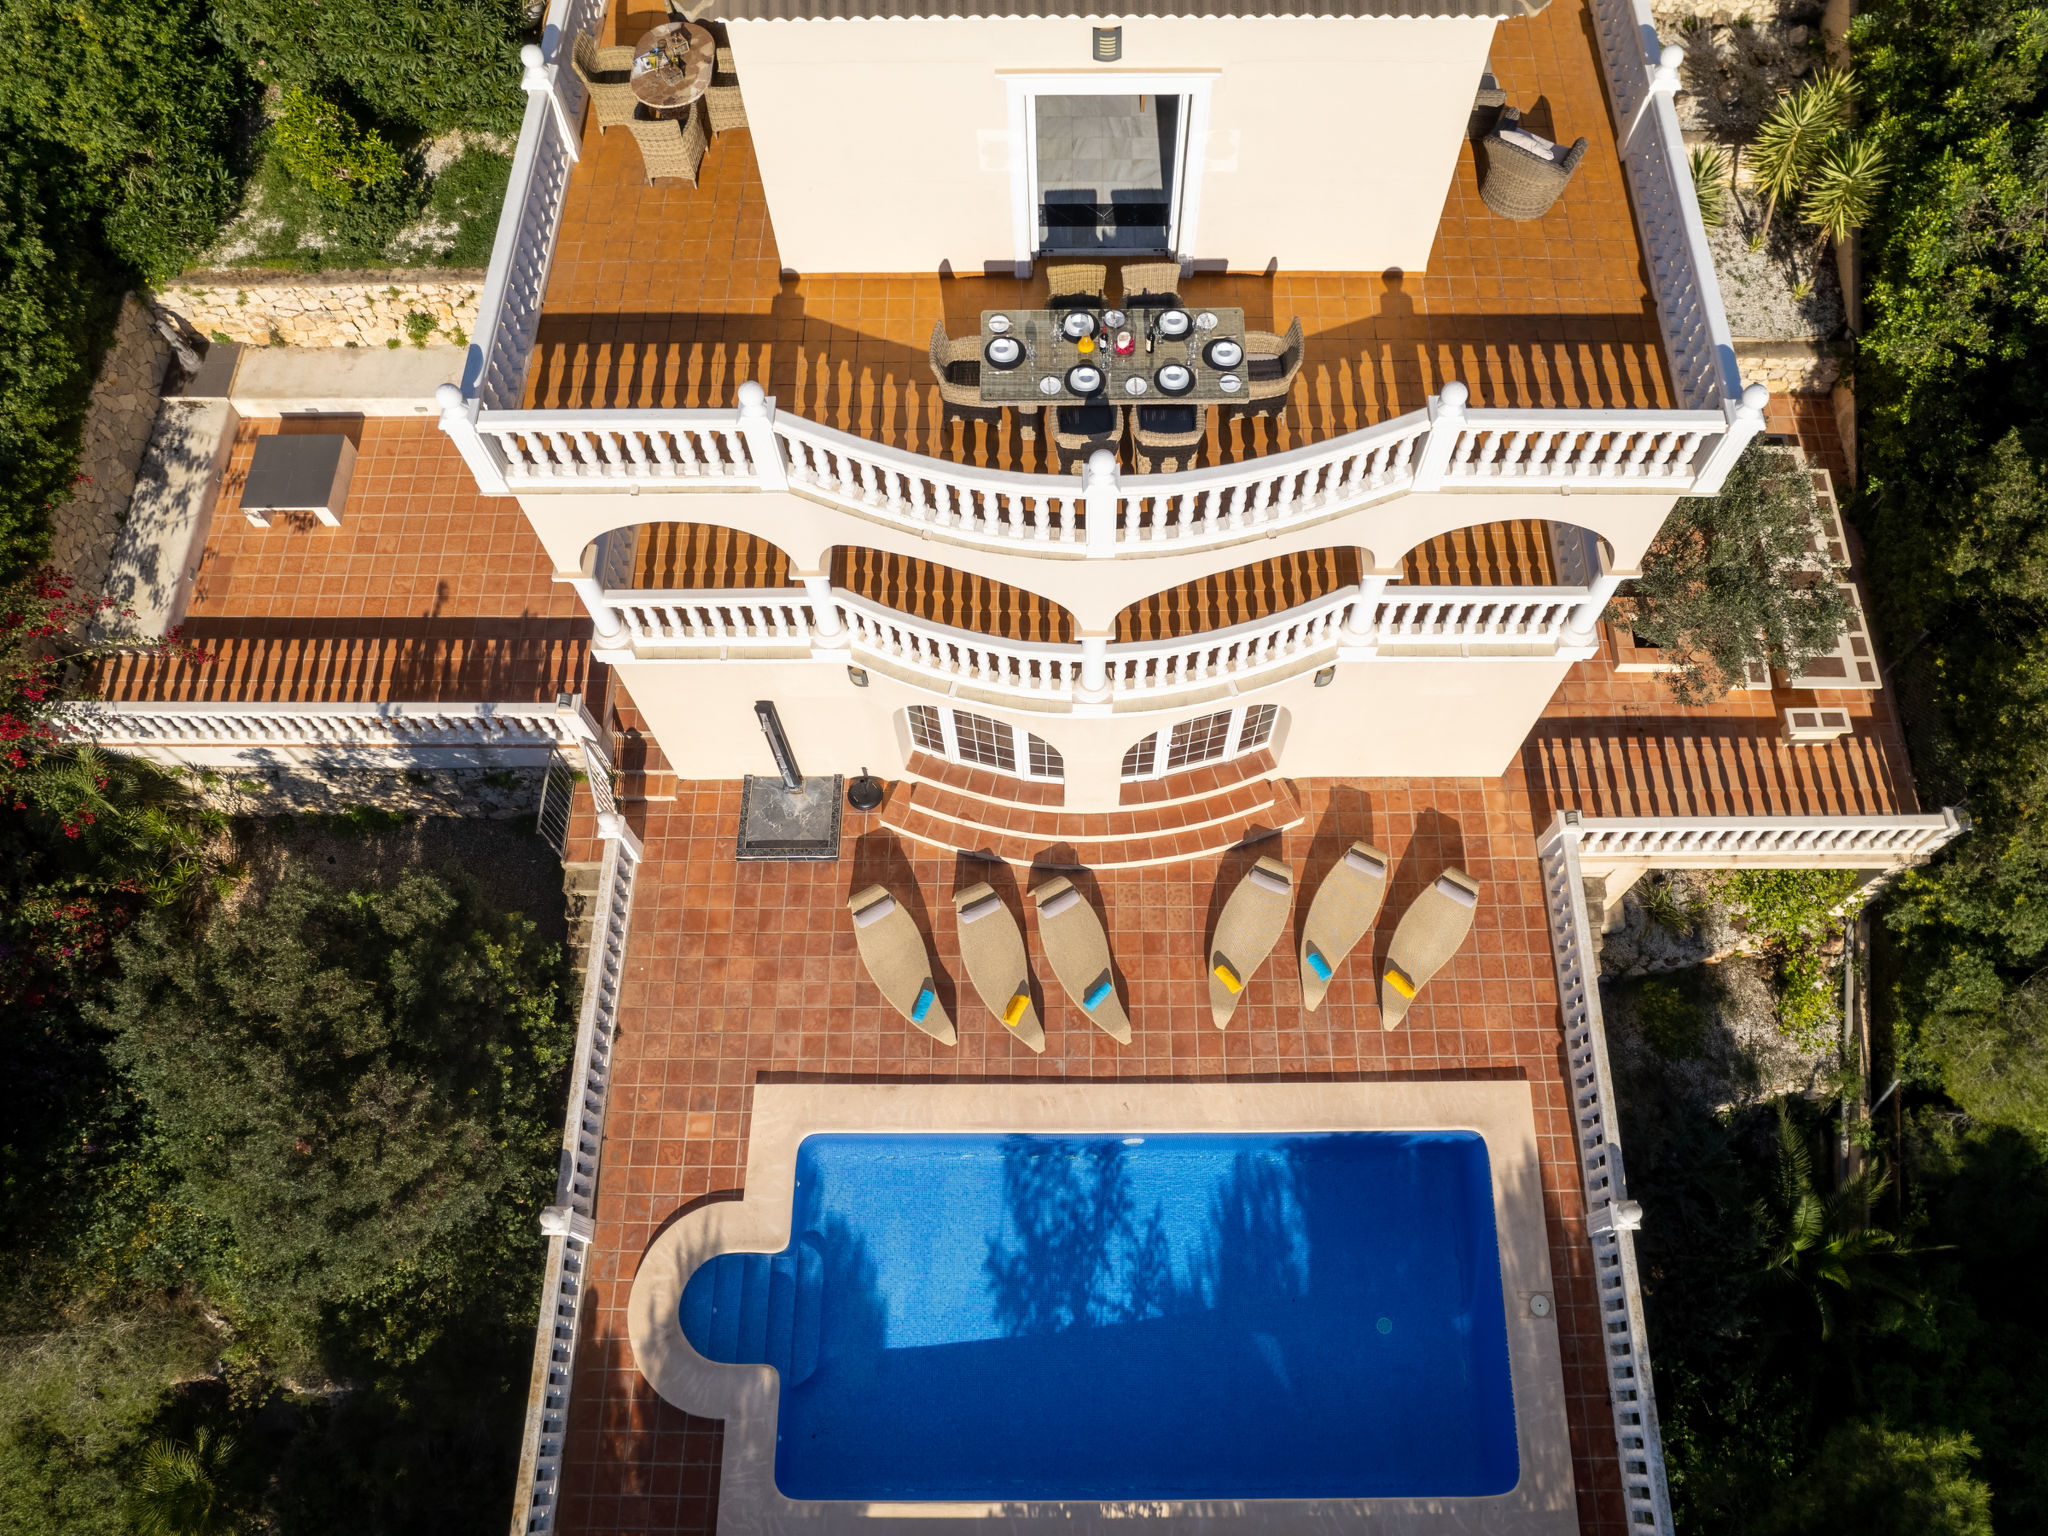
[627,1081,1577,1536]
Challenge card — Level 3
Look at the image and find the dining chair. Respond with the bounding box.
[1051,401,1124,473]
[1045,263,1108,311]
[1480,106,1588,220]
[705,47,747,135]
[571,32,639,135]
[1235,317,1305,417]
[1119,261,1183,310]
[627,106,708,187]
[926,322,1003,427]
[1132,402,1206,473]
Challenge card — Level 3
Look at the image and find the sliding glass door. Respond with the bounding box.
[1031,92,1190,256]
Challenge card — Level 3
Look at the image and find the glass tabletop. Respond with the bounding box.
[977,307,1250,406]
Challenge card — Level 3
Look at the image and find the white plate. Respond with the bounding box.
[1068,366,1104,393]
[1039,375,1062,395]
[1061,312,1095,339]
[1158,363,1192,391]
[1102,309,1127,328]
[1205,339,1244,368]
[1157,310,1191,337]
[988,314,1012,334]
[1124,375,1148,396]
[1195,311,1219,330]
[1218,373,1242,393]
[987,337,1022,364]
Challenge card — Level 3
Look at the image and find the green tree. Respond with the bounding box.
[1761,1421,1993,1536]
[133,1428,235,1536]
[1611,447,1851,705]
[94,870,571,1335]
[1922,971,2048,1135]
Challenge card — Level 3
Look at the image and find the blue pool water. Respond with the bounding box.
[679,1132,1517,1502]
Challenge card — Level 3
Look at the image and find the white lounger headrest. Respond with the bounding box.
[1344,848,1387,878]
[1246,865,1291,896]
[957,893,1003,925]
[853,893,899,927]
[1038,886,1082,919]
[1434,875,1478,908]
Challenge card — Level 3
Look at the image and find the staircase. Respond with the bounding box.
[882,752,1304,869]
[678,1240,824,1386]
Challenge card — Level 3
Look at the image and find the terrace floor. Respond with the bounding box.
[530,0,1671,473]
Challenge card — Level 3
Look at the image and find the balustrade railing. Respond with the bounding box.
[1437,410,1723,484]
[1571,811,1967,866]
[836,593,1083,698]
[606,590,817,648]
[1373,588,1581,647]
[62,698,606,757]
[483,412,760,483]
[1108,592,1352,694]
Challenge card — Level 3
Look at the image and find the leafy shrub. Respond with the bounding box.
[1723,870,1857,1046]
[1761,1421,1992,1536]
[1637,976,1708,1058]
[271,89,404,208]
[422,144,511,265]
[1922,973,2048,1136]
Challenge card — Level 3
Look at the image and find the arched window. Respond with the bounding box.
[1119,703,1279,781]
[905,706,1064,781]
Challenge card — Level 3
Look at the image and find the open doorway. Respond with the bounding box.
[1032,93,1188,255]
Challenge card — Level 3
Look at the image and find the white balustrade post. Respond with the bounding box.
[1083,450,1120,558]
[800,573,847,646]
[1339,571,1395,657]
[520,43,581,164]
[734,381,789,491]
[566,548,631,653]
[1563,564,1634,652]
[1689,382,1770,495]
[1077,634,1111,707]
[1623,44,1685,154]
[436,383,511,496]
[1411,382,1468,492]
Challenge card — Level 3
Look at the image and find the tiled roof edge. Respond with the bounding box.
[713,4,1542,20]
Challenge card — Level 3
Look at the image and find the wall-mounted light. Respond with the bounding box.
[847,666,870,687]
[1314,666,1336,687]
[1092,26,1121,60]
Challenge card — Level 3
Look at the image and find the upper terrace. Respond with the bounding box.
[442,0,1760,518]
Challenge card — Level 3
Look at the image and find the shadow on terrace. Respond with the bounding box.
[526,0,1674,475]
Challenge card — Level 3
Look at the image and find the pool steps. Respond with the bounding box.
[680,1238,824,1386]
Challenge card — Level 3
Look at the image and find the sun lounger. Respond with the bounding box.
[951,882,1045,1053]
[1031,875,1131,1044]
[1207,854,1295,1028]
[1379,867,1482,1030]
[847,884,956,1045]
[1298,841,1390,1013]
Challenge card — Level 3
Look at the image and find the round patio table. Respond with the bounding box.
[631,21,715,117]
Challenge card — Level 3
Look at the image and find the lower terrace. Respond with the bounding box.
[525,0,1673,475]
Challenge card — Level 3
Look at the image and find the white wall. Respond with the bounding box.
[613,649,1566,810]
[728,14,1496,274]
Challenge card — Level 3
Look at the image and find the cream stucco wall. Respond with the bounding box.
[612,647,1566,809]
[726,15,1497,274]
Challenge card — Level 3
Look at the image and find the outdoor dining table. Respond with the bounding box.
[630,21,716,116]
[975,306,1251,408]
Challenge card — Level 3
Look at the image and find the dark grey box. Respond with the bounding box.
[241,432,357,527]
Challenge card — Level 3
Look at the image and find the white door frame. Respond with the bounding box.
[1001,71,1218,277]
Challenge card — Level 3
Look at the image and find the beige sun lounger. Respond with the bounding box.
[847,884,956,1045]
[951,882,1045,1053]
[1031,875,1131,1044]
[1207,855,1295,1028]
[1298,841,1390,1013]
[1379,867,1482,1030]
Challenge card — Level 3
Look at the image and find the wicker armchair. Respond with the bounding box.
[927,322,1005,427]
[627,107,709,187]
[1132,403,1205,473]
[705,47,747,135]
[1051,402,1123,473]
[1234,317,1304,417]
[1119,261,1182,310]
[1474,67,1508,110]
[1480,106,1587,220]
[1045,263,1107,311]
[571,32,639,135]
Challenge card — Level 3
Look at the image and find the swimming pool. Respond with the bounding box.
[678,1131,1518,1502]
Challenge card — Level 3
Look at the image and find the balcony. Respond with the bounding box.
[438,0,1765,552]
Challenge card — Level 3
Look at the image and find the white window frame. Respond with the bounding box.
[1001,71,1218,276]
[1119,702,1282,783]
[906,707,1064,783]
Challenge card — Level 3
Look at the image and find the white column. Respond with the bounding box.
[735,381,789,490]
[1410,382,1468,492]
[1083,451,1120,558]
[566,573,629,651]
[1623,44,1685,155]
[436,383,510,497]
[1340,571,1395,651]
[1690,382,1771,495]
[520,43,580,164]
[1563,565,1632,648]
[799,573,846,643]
[1077,634,1111,704]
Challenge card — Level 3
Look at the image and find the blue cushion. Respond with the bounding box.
[1138,405,1199,435]
[1306,945,1333,982]
[911,984,935,1022]
[1083,977,1114,1011]
[1058,404,1118,435]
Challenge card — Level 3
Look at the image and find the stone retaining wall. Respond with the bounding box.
[1734,338,1841,395]
[158,271,485,351]
[49,296,173,593]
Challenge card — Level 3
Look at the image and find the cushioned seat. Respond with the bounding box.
[1137,405,1198,435]
[943,359,980,387]
[1206,855,1295,1028]
[1058,404,1118,434]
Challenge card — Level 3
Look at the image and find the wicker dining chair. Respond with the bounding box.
[627,107,709,187]
[926,322,1004,427]
[1234,317,1305,417]
[1132,402,1206,473]
[705,47,747,135]
[571,32,639,135]
[1045,263,1107,311]
[1119,261,1183,310]
[1480,106,1587,220]
[1051,402,1123,473]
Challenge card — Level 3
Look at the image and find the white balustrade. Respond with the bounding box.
[599,589,817,649]
[61,699,601,754]
[1571,811,1967,867]
[1440,410,1723,484]
[834,594,1082,698]
[1373,588,1580,647]
[1105,592,1353,694]
[483,411,760,484]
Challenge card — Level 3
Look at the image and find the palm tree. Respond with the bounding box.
[133,1428,235,1536]
[1688,143,1732,231]
[1746,70,1856,244]
[1802,134,1889,247]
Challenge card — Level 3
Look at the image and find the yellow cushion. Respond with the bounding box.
[1002,992,1030,1027]
[1385,964,1417,999]
[1213,959,1243,994]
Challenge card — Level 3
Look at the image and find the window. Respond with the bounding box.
[1164,709,1235,771]
[906,704,943,755]
[1121,735,1156,779]
[951,710,1017,773]
[1027,733,1065,780]
[1238,703,1279,753]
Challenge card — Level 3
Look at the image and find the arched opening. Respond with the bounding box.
[834,550,1075,642]
[1402,521,1558,585]
[1119,703,1284,781]
[904,705,1065,782]
[584,523,797,590]
[1114,548,1359,642]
